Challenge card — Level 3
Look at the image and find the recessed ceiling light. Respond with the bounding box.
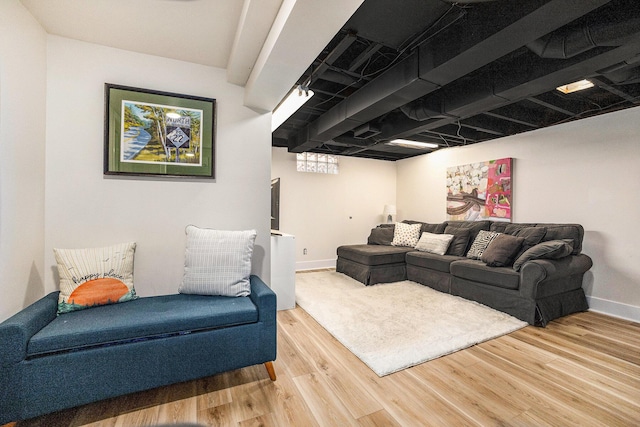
[387,139,439,149]
[556,79,594,94]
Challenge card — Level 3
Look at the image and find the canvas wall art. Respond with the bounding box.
[446,158,512,222]
[104,84,216,178]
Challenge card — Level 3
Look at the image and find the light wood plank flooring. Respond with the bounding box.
[13,305,640,426]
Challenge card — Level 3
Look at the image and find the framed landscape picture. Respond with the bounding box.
[104,84,216,178]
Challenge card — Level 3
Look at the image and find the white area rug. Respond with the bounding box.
[295,271,527,376]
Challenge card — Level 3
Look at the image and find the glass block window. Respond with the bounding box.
[296,152,339,174]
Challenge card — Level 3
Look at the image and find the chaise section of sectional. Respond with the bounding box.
[336,244,413,285]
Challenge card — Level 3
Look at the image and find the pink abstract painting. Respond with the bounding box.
[446,158,512,222]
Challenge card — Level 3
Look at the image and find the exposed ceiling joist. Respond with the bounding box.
[273,0,640,161]
[286,0,613,153]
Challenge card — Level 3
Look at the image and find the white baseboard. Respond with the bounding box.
[587,296,640,324]
[295,259,336,272]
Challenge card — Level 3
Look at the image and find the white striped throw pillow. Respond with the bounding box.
[180,225,257,297]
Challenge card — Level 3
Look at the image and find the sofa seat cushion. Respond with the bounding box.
[450,259,520,290]
[27,293,258,357]
[337,244,413,266]
[406,251,464,273]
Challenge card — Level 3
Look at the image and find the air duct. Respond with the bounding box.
[399,99,445,121]
[527,18,640,59]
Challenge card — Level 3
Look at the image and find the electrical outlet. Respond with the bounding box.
[303,248,308,255]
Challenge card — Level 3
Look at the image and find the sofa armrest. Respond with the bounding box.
[249,275,277,324]
[0,292,59,366]
[519,254,593,298]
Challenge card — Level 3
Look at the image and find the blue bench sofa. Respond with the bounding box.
[0,275,277,424]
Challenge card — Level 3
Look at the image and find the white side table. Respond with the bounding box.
[270,232,296,310]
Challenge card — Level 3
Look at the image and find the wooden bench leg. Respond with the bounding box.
[264,361,276,381]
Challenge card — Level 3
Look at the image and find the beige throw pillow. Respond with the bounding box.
[55,242,137,314]
[415,232,454,255]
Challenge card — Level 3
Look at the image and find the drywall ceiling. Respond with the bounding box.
[273,0,640,160]
[20,0,364,113]
[21,0,245,68]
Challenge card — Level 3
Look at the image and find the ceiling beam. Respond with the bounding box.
[379,26,640,140]
[348,42,383,72]
[526,97,576,116]
[591,77,640,103]
[227,0,284,86]
[482,111,540,129]
[308,32,358,85]
[243,0,364,112]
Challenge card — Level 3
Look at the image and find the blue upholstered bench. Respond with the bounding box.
[0,275,277,424]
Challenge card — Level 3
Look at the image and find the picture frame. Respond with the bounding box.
[104,83,216,178]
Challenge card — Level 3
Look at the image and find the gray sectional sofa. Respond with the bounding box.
[337,221,592,326]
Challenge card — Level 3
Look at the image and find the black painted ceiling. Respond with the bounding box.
[272,0,640,160]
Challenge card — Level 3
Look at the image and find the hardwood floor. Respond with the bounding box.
[15,307,640,426]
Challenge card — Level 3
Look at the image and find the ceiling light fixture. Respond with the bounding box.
[387,139,439,149]
[556,79,594,94]
[271,85,314,132]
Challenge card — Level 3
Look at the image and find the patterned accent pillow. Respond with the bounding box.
[55,242,137,314]
[415,232,454,255]
[466,230,501,259]
[391,222,422,247]
[180,225,256,297]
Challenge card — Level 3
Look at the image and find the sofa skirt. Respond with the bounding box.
[406,265,451,293]
[336,257,406,285]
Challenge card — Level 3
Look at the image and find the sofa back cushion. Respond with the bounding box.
[492,222,584,255]
[538,224,584,254]
[367,225,395,245]
[402,220,447,234]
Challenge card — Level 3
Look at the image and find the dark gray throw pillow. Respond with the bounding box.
[507,226,547,260]
[512,239,574,272]
[481,234,525,267]
[367,226,395,245]
[444,226,471,257]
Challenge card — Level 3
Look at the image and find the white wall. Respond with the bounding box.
[397,106,640,322]
[44,36,272,297]
[0,1,47,321]
[272,147,396,270]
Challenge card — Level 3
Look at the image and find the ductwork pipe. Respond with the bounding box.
[400,100,444,121]
[528,18,640,59]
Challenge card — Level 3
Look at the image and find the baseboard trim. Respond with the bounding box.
[296,259,336,272]
[587,296,640,323]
